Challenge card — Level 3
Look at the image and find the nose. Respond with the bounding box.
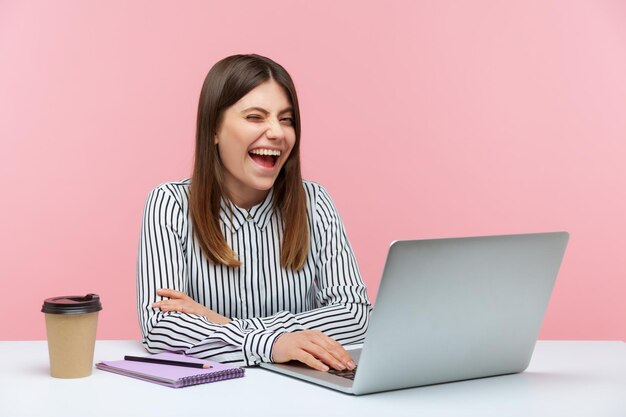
[265,118,285,140]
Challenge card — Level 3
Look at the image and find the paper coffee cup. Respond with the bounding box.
[41,294,102,378]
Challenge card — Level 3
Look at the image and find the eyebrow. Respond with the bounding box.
[240,106,293,115]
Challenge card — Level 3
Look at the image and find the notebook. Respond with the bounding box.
[96,352,244,388]
[260,232,569,395]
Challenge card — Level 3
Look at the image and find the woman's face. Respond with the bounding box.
[215,79,296,209]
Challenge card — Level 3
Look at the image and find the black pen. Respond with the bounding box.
[124,355,212,369]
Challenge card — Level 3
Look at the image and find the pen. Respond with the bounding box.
[124,355,212,369]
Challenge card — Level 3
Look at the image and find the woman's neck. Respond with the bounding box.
[226,189,270,210]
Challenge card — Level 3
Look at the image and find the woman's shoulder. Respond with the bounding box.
[302,180,338,214]
[146,179,191,203]
[302,180,329,201]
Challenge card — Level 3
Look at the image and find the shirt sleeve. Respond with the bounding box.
[251,184,371,343]
[223,184,372,358]
[137,186,286,365]
[137,183,371,367]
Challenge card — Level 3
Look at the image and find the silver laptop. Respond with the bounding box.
[260,232,569,395]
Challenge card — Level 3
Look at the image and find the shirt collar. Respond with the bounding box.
[219,188,275,232]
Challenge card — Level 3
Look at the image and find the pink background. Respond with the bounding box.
[1,0,624,341]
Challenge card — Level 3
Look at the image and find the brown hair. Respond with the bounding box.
[189,54,309,270]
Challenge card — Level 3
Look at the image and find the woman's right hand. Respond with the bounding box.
[271,330,356,372]
[153,288,231,325]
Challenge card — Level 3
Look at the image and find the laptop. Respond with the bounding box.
[259,232,569,395]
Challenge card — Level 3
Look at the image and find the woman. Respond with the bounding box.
[137,54,370,372]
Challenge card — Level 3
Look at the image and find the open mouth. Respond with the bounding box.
[249,149,281,169]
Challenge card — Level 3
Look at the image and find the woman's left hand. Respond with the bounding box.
[153,289,231,324]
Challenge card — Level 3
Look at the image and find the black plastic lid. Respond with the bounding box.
[41,294,103,314]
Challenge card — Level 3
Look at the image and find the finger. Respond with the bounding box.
[301,340,347,371]
[326,343,355,370]
[153,301,181,312]
[308,332,355,369]
[153,301,173,311]
[157,288,186,299]
[152,299,169,309]
[293,350,330,372]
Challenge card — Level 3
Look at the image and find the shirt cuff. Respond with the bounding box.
[242,328,286,366]
[232,317,266,331]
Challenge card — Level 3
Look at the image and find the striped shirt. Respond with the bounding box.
[137,179,371,366]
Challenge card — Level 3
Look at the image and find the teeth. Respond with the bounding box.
[250,149,281,156]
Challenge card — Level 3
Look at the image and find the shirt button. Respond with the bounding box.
[246,214,252,221]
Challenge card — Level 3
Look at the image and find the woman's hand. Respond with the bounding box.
[152,289,231,325]
[272,330,356,372]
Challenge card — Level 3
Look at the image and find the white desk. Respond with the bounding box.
[1,340,624,417]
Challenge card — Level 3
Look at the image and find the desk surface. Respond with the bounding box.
[1,340,624,417]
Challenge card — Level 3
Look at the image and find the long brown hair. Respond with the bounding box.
[189,54,309,270]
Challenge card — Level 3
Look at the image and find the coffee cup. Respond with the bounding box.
[41,294,103,378]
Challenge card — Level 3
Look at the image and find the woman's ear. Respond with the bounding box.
[214,134,219,145]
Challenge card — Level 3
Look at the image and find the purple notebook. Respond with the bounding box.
[96,352,244,388]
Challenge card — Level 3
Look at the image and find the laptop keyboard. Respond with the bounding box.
[328,366,358,380]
